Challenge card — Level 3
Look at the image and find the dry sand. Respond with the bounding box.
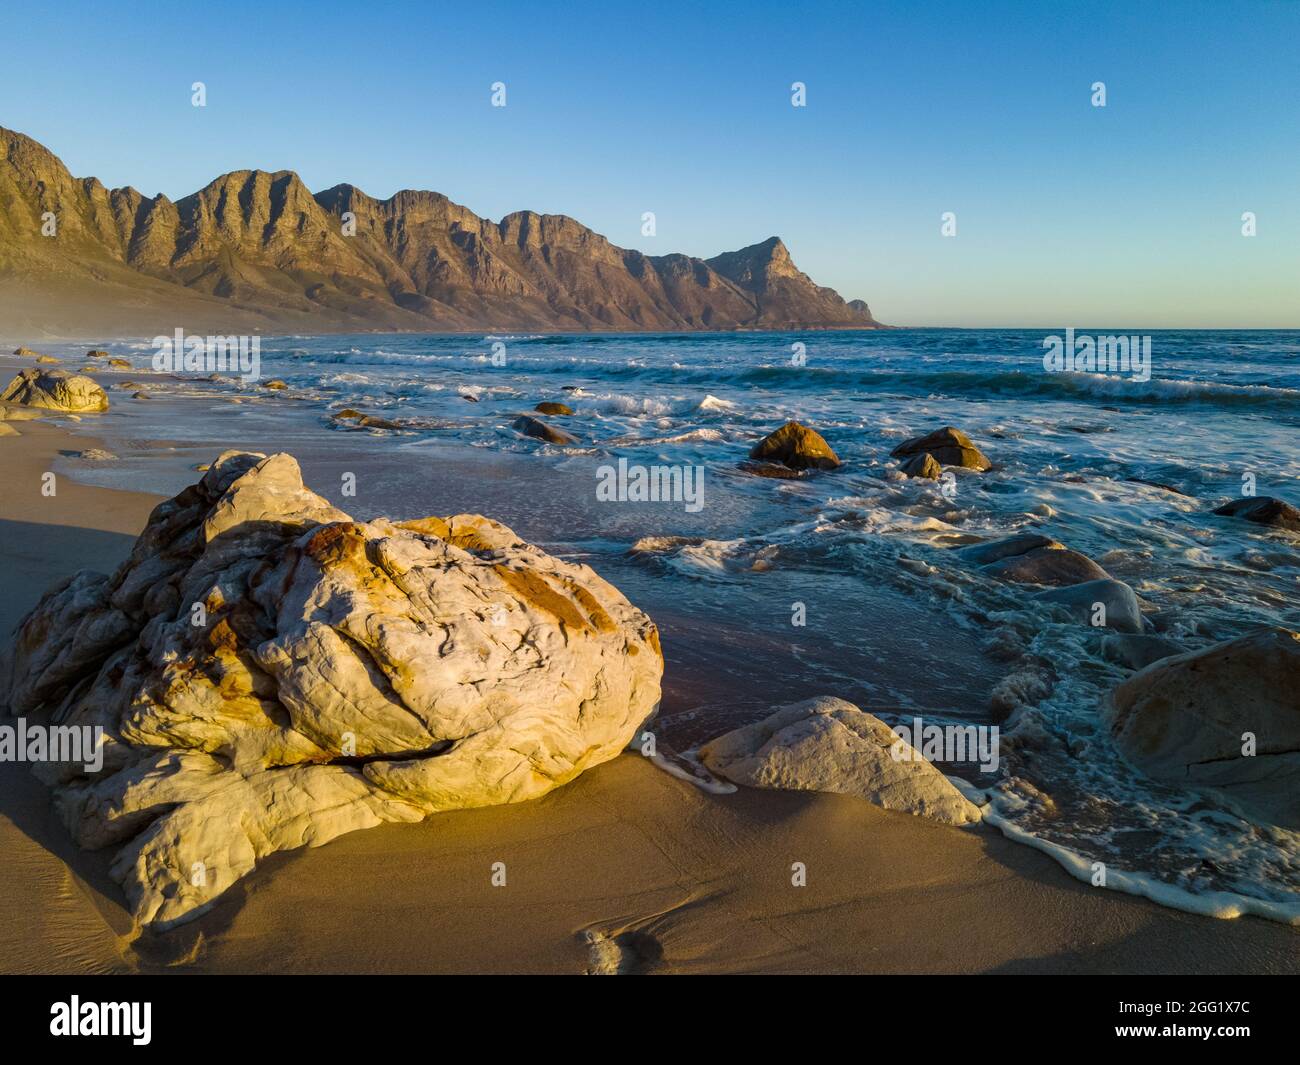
[0,415,1295,974]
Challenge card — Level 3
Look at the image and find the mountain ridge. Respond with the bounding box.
[0,126,881,337]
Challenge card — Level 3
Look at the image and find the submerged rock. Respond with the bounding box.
[534,401,573,416]
[1212,496,1300,533]
[748,420,840,471]
[890,426,991,471]
[957,534,1061,566]
[1036,578,1142,633]
[86,349,110,358]
[1100,633,1187,671]
[698,696,981,825]
[262,378,289,390]
[983,546,1110,586]
[1,368,109,412]
[1106,628,1300,829]
[513,414,577,445]
[1,451,662,927]
[899,452,941,480]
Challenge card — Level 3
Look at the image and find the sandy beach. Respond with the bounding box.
[0,410,1294,975]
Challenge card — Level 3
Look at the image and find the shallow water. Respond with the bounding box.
[37,328,1300,921]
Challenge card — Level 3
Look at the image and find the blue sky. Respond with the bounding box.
[3,0,1298,326]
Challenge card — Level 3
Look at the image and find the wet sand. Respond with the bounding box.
[0,413,1295,974]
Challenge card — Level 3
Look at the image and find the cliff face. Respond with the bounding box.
[0,127,881,335]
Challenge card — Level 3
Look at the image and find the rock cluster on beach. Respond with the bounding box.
[1106,628,1300,829]
[1,368,109,412]
[699,696,982,825]
[1,451,662,927]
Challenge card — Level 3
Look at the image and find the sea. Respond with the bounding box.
[32,328,1300,922]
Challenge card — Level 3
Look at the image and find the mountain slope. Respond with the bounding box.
[0,127,880,336]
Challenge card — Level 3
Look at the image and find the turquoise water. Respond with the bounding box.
[39,328,1300,920]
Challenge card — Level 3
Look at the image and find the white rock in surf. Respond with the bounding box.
[699,696,981,825]
[1,451,663,927]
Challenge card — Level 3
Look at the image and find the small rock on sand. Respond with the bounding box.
[699,696,982,825]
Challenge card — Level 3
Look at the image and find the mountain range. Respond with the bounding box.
[0,126,880,337]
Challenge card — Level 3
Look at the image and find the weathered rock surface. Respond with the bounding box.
[748,420,840,471]
[1,451,662,927]
[1106,629,1300,829]
[1212,496,1300,533]
[890,426,991,471]
[1036,579,1143,633]
[513,414,577,445]
[899,452,941,480]
[698,696,981,825]
[0,368,109,411]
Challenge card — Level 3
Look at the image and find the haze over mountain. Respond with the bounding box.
[0,127,879,337]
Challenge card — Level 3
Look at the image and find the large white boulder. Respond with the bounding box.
[2,451,662,927]
[698,696,982,825]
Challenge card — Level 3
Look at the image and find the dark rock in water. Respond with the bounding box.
[1126,477,1191,497]
[748,420,840,471]
[738,460,808,480]
[1101,633,1188,671]
[561,385,580,393]
[984,546,1110,587]
[1036,579,1142,633]
[1212,496,1300,532]
[899,452,941,480]
[958,534,1061,566]
[890,426,990,471]
[262,379,289,390]
[333,408,365,421]
[460,393,479,402]
[86,349,110,358]
[514,415,577,445]
[132,391,150,400]
[534,401,574,416]
[1106,628,1300,829]
[332,408,402,430]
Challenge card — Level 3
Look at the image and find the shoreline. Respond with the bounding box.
[0,407,1295,973]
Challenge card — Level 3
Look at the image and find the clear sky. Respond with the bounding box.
[3,0,1297,327]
